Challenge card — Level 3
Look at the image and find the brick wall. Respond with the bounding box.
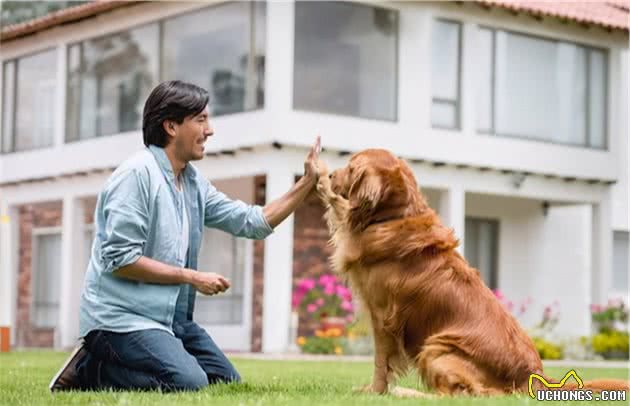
[17,201,62,348]
[291,185,335,337]
[251,175,266,352]
[16,197,97,348]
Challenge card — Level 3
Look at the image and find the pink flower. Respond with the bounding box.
[493,289,504,300]
[336,285,352,301]
[315,298,324,306]
[307,304,318,313]
[324,284,335,295]
[346,314,354,323]
[291,292,304,309]
[590,304,601,313]
[506,301,514,312]
[319,274,337,286]
[298,278,315,292]
[341,301,354,312]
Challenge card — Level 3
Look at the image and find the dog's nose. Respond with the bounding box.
[329,173,333,179]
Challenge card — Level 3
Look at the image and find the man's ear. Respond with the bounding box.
[163,120,177,138]
[348,169,383,231]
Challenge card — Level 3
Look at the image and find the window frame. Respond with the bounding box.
[464,217,500,290]
[476,26,609,150]
[431,18,462,130]
[292,0,400,122]
[30,226,62,330]
[64,20,162,143]
[195,229,248,326]
[1,47,58,154]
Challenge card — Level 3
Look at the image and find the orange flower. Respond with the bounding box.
[297,336,306,346]
[315,330,325,337]
[334,346,342,355]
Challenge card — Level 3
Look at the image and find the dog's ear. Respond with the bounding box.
[348,168,383,231]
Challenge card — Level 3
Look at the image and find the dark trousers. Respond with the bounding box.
[76,320,240,391]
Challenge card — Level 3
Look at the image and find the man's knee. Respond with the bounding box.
[168,366,209,391]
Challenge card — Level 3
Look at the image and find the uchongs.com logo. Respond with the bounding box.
[528,370,627,402]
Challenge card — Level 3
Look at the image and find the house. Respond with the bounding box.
[0,0,628,353]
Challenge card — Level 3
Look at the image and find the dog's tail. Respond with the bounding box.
[529,370,629,398]
[562,379,630,392]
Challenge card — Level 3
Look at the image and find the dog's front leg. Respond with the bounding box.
[315,163,350,231]
[355,322,397,395]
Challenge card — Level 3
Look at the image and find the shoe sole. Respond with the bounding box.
[49,339,86,392]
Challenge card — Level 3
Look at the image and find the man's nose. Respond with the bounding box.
[328,173,333,179]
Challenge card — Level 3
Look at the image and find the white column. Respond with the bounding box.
[265,0,294,117]
[262,169,295,353]
[591,189,613,308]
[0,202,19,345]
[439,187,466,253]
[57,196,85,349]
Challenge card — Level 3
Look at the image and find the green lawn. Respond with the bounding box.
[0,351,627,405]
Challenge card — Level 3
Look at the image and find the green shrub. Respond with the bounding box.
[591,331,629,359]
[532,336,563,360]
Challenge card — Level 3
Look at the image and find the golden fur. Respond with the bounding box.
[315,149,629,398]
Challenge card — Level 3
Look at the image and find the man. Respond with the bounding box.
[49,80,321,392]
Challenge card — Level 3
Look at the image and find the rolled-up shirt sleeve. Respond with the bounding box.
[100,169,149,273]
[204,182,273,240]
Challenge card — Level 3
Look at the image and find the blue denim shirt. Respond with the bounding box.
[79,145,273,337]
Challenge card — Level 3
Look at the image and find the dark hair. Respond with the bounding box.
[142,80,210,147]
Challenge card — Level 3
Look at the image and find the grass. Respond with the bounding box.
[0,351,628,405]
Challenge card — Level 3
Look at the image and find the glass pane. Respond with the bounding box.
[476,28,493,132]
[431,101,456,128]
[495,32,557,141]
[15,49,57,151]
[66,44,81,142]
[2,61,15,153]
[252,1,266,109]
[163,3,255,116]
[554,43,586,145]
[69,23,159,140]
[613,231,628,291]
[589,50,607,148]
[34,233,62,328]
[196,228,246,324]
[432,20,460,101]
[465,218,498,289]
[495,32,594,146]
[293,1,397,120]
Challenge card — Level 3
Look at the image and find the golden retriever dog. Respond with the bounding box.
[315,148,629,398]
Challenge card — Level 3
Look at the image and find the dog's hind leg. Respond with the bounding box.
[416,340,504,397]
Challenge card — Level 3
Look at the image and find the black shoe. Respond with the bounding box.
[49,340,87,392]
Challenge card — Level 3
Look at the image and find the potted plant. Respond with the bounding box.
[293,274,354,333]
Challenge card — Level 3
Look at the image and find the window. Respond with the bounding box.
[1,49,57,153]
[613,231,628,293]
[66,23,159,141]
[32,231,62,328]
[431,20,461,129]
[195,229,247,324]
[465,218,499,289]
[478,28,607,148]
[162,1,265,116]
[293,1,398,120]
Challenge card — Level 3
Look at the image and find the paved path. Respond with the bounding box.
[228,352,629,369]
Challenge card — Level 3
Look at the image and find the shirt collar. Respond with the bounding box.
[147,144,197,183]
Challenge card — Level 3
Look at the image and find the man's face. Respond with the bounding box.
[172,106,213,162]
